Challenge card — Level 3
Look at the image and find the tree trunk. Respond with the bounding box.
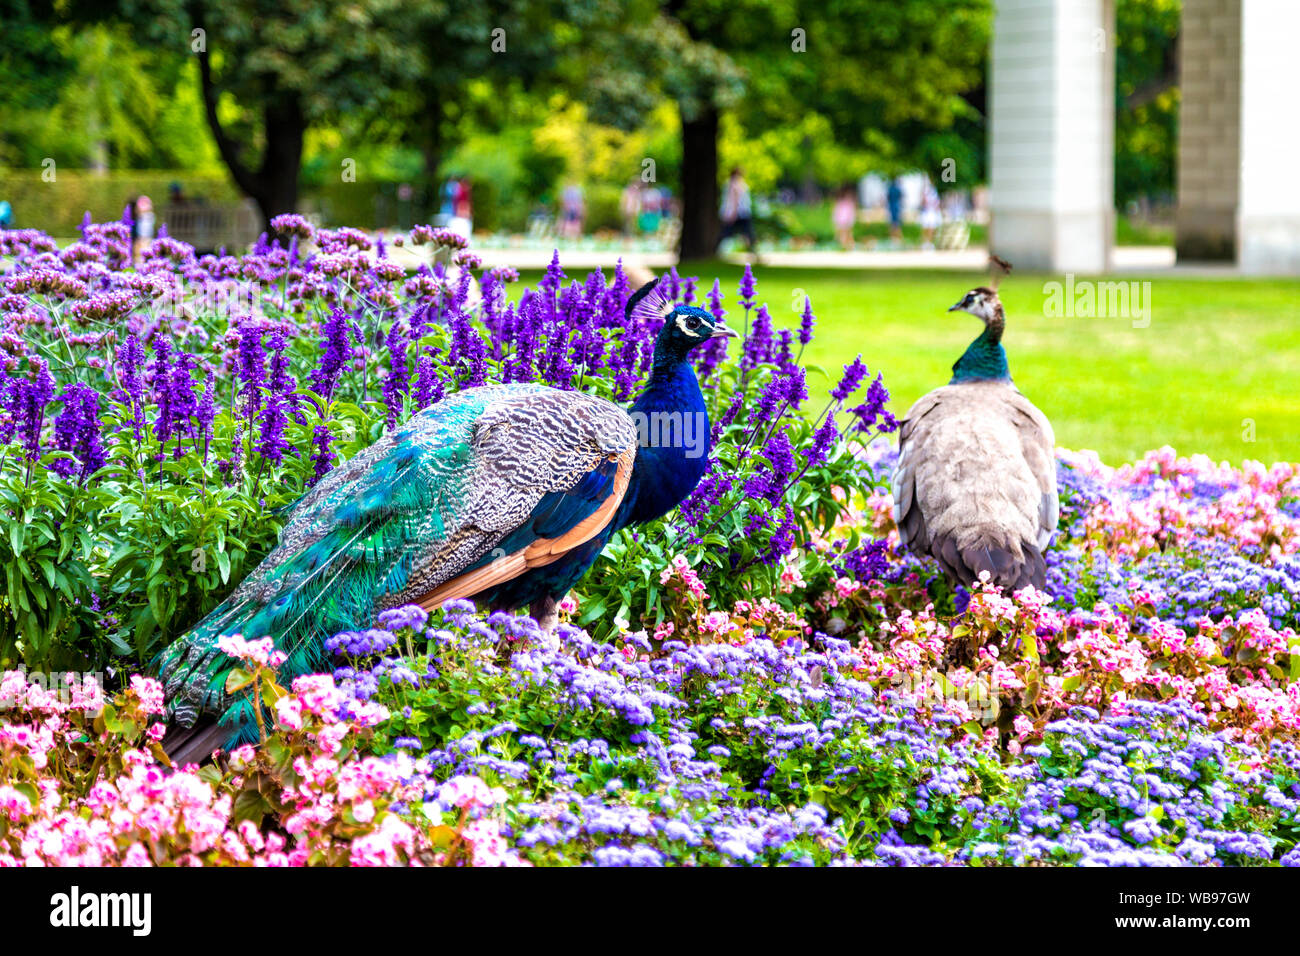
[678,106,720,261]
[196,40,304,231]
[253,97,305,227]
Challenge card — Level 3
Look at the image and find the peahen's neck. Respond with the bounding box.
[617,355,711,528]
[950,317,1010,384]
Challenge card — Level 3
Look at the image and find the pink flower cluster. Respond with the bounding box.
[0,668,519,867]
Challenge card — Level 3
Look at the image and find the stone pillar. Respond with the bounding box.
[1237,0,1300,273]
[989,0,1115,273]
[1175,0,1241,261]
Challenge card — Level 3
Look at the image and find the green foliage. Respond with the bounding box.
[1115,0,1181,205]
[0,171,241,236]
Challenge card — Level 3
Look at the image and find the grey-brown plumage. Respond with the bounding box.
[891,287,1058,591]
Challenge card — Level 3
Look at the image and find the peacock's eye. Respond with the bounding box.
[686,315,702,330]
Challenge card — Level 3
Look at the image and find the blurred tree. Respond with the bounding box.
[583,0,991,259]
[55,0,426,226]
[0,0,75,167]
[1115,0,1181,207]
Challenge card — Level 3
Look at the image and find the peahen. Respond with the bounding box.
[160,279,735,762]
[891,276,1058,593]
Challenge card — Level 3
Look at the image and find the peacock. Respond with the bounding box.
[891,269,1058,593]
[160,279,735,762]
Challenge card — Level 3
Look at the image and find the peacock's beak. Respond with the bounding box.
[947,301,965,313]
[710,323,739,339]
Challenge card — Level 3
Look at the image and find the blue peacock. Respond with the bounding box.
[160,279,734,761]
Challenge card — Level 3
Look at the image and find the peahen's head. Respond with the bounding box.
[947,287,1004,326]
[948,286,1010,383]
[654,304,737,363]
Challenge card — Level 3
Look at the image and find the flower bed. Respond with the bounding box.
[1,218,1297,865]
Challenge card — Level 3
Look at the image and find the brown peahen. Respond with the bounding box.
[891,275,1058,592]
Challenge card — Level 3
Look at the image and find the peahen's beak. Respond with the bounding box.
[710,323,739,339]
[947,301,965,313]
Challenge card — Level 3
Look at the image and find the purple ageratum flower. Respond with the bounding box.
[50,383,106,481]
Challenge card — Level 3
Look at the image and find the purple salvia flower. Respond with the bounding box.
[150,337,175,451]
[256,326,293,464]
[235,319,266,425]
[738,263,756,309]
[312,307,355,400]
[382,318,409,428]
[662,266,682,303]
[308,424,336,486]
[197,371,215,463]
[14,359,55,462]
[807,415,840,468]
[51,383,106,482]
[832,356,869,402]
[167,349,199,458]
[413,354,445,410]
[115,333,147,442]
[706,279,726,323]
[682,275,698,306]
[799,297,816,345]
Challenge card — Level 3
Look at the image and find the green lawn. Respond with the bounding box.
[520,263,1300,465]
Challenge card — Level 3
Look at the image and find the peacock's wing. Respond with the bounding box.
[160,383,637,732]
[892,382,1056,590]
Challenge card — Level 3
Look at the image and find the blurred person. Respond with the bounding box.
[448,177,473,239]
[719,167,755,254]
[918,180,941,250]
[620,179,642,239]
[832,184,857,250]
[639,184,662,235]
[133,195,156,262]
[887,177,904,241]
[560,180,585,239]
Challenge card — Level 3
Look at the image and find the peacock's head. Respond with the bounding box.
[657,304,737,357]
[948,287,1003,325]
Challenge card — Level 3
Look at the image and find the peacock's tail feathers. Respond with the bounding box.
[160,383,640,743]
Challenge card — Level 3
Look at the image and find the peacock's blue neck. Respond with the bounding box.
[617,359,711,529]
[950,325,1011,384]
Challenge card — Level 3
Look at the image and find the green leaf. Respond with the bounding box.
[225,667,255,694]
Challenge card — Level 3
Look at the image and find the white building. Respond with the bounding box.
[989,0,1300,274]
